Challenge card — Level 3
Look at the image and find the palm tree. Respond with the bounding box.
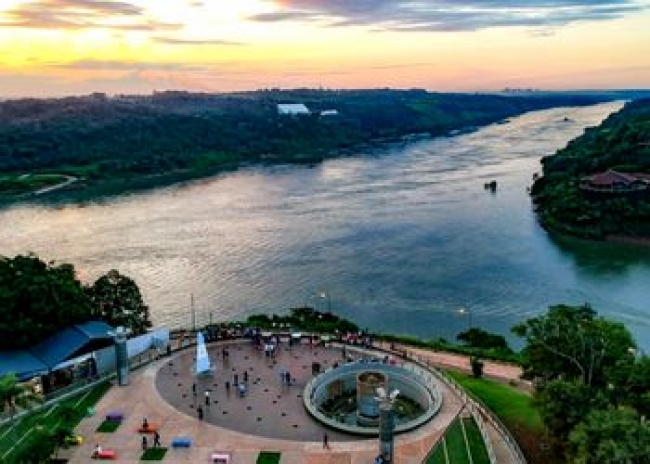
[0,373,42,418]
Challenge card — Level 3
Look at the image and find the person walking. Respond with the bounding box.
[197,405,204,420]
[322,432,329,449]
[153,431,161,448]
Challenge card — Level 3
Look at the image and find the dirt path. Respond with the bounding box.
[33,174,77,195]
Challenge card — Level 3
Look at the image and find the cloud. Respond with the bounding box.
[252,0,648,31]
[0,0,180,31]
[152,37,245,46]
[46,59,208,72]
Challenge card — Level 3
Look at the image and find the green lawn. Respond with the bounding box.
[446,371,548,463]
[257,451,281,464]
[141,447,168,460]
[447,371,542,430]
[462,417,491,464]
[426,417,490,464]
[96,419,121,432]
[0,381,110,463]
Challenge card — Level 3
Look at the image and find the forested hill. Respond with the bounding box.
[0,89,616,201]
[532,98,650,240]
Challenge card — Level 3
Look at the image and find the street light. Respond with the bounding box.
[375,387,399,463]
[458,307,472,330]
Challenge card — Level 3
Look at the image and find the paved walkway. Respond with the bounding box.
[377,342,530,389]
[66,341,466,463]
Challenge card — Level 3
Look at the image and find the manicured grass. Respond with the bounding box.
[96,419,121,432]
[444,418,471,464]
[426,445,447,464]
[462,417,491,464]
[0,381,111,463]
[141,447,168,460]
[257,451,281,464]
[446,371,542,430]
[426,417,490,464]
[446,371,549,463]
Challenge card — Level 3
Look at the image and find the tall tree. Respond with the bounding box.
[0,254,91,349]
[87,269,152,335]
[0,373,41,417]
[569,408,650,464]
[512,304,635,388]
[536,379,608,449]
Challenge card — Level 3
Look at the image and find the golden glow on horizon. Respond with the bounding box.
[0,0,649,96]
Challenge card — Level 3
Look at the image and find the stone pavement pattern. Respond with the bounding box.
[67,341,467,463]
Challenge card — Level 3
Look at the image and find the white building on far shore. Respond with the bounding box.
[277,103,310,115]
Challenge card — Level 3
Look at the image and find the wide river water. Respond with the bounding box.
[3,101,650,349]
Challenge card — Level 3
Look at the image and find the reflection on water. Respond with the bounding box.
[3,101,650,349]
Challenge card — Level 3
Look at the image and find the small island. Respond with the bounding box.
[531,97,650,241]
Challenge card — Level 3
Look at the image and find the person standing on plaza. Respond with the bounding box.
[197,405,204,420]
[205,389,211,406]
[153,431,161,448]
[323,432,329,449]
[142,435,148,450]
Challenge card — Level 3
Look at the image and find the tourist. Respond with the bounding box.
[153,431,161,448]
[192,382,197,396]
[225,380,230,392]
[205,389,211,406]
[142,435,148,450]
[243,370,248,383]
[234,374,239,386]
[323,432,329,449]
[197,405,204,420]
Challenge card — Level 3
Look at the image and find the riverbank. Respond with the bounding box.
[0,89,616,208]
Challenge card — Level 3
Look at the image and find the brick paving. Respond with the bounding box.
[66,340,466,463]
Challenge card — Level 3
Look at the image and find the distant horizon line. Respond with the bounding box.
[2,87,649,101]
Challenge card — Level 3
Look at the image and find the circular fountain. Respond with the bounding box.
[303,357,443,436]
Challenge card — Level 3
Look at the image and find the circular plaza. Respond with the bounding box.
[155,338,444,442]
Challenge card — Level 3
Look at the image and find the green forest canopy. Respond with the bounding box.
[0,89,615,200]
[0,254,151,349]
[532,98,650,239]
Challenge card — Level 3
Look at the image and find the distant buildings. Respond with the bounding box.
[579,170,650,197]
[277,103,310,116]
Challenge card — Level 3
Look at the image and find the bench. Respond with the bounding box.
[92,450,117,460]
[105,412,123,422]
[171,437,192,448]
[138,424,157,434]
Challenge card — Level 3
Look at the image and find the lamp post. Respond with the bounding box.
[458,307,472,330]
[375,387,399,463]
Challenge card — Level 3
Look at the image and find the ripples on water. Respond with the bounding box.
[4,101,650,349]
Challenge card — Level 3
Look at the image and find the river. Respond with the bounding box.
[3,100,650,349]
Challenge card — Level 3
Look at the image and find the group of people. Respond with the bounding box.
[141,418,161,450]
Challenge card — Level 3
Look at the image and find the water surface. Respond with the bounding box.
[4,101,650,348]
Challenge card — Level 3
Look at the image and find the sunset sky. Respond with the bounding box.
[1,0,649,98]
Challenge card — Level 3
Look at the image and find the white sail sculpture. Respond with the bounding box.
[194,331,214,376]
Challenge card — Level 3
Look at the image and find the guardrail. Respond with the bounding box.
[399,348,527,464]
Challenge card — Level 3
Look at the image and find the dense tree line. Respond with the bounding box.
[514,304,650,462]
[0,89,613,200]
[532,98,650,239]
[0,254,151,349]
